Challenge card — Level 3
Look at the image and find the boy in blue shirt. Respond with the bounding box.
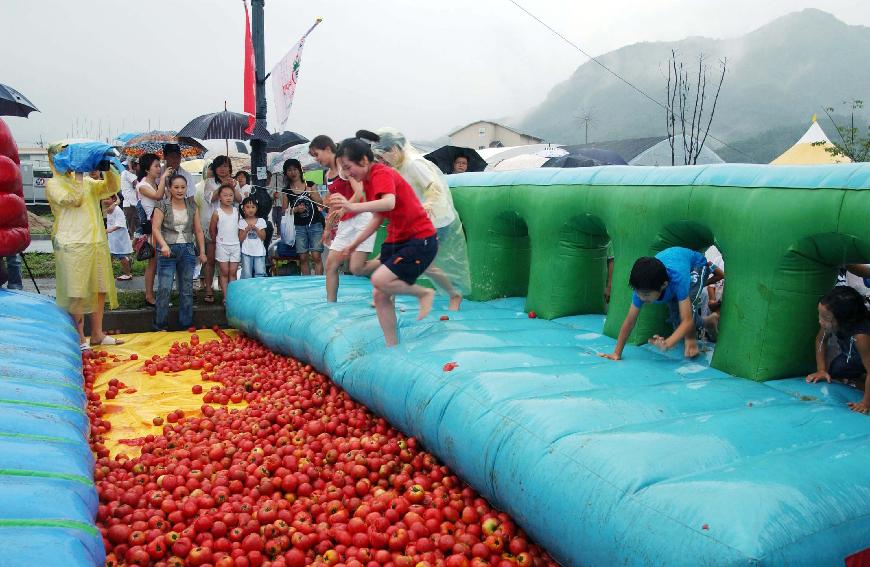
[601,247,724,360]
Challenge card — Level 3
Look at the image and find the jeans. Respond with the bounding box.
[240,254,266,279]
[4,254,22,290]
[295,223,324,253]
[155,243,196,330]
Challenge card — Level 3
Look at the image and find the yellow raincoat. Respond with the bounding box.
[46,164,120,314]
[373,128,471,295]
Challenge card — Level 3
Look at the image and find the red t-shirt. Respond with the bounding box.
[364,163,435,243]
[327,175,356,222]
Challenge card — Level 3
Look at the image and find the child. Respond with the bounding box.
[807,286,870,414]
[210,184,241,302]
[600,246,723,360]
[238,196,267,279]
[309,134,378,302]
[329,138,437,347]
[103,195,133,281]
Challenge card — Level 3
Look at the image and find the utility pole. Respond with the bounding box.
[250,0,267,184]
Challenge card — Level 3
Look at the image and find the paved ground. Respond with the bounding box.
[22,275,146,297]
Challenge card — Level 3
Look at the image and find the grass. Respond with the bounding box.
[27,207,54,235]
[116,289,224,310]
[22,253,148,279]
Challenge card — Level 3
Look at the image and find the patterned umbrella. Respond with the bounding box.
[121,130,205,158]
[177,110,271,141]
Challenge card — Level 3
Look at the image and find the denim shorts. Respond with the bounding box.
[295,223,324,254]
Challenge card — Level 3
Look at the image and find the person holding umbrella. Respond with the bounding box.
[201,155,241,302]
[162,143,195,198]
[453,154,469,174]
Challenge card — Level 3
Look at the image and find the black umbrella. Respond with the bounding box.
[424,145,487,174]
[0,84,38,117]
[178,110,271,142]
[266,131,309,152]
[542,147,627,168]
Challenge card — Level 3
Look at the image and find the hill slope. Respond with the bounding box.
[515,9,870,162]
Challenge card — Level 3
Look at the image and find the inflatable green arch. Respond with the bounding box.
[448,165,870,381]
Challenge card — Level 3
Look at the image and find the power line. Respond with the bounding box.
[507,0,752,159]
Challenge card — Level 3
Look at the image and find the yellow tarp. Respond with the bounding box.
[93,330,244,457]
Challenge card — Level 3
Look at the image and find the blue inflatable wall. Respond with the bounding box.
[228,276,870,566]
[0,290,103,567]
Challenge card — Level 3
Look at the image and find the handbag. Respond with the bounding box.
[135,201,152,235]
[280,211,296,246]
[133,234,155,261]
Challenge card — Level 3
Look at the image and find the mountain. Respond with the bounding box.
[514,9,870,162]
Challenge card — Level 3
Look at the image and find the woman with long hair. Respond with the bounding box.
[309,135,377,301]
[136,153,166,307]
[281,158,324,276]
[201,155,241,302]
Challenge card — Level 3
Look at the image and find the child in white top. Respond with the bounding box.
[209,184,241,303]
[102,195,133,280]
[238,196,267,279]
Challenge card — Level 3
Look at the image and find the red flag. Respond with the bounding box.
[243,1,256,135]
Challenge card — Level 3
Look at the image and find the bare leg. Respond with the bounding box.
[218,262,229,299]
[373,288,399,346]
[424,265,462,310]
[325,250,342,302]
[348,251,371,276]
[226,261,238,302]
[356,258,380,277]
[120,257,131,277]
[371,266,435,322]
[311,252,323,276]
[299,252,311,275]
[144,256,157,304]
[89,292,121,345]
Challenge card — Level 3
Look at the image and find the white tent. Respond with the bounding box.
[630,138,724,166]
[771,119,850,165]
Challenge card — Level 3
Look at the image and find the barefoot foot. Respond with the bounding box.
[418,289,435,320]
[448,293,462,311]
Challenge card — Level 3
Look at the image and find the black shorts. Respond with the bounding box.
[379,235,438,285]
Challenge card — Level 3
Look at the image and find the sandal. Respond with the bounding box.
[116,274,132,281]
[145,299,156,308]
[80,342,90,352]
[204,294,215,304]
[91,335,124,346]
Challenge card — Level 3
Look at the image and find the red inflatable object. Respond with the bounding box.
[0,118,30,256]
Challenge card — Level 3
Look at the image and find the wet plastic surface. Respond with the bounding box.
[228,276,870,567]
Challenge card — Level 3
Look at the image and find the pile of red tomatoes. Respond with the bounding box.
[84,330,558,567]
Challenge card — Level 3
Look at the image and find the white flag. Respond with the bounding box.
[271,34,309,130]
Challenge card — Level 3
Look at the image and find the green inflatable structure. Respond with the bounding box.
[448,165,870,381]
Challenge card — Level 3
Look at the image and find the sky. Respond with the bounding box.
[3,0,870,147]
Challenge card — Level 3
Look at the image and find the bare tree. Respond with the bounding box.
[666,50,727,165]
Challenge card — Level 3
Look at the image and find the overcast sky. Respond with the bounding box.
[3,0,870,147]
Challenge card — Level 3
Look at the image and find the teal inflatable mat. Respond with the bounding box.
[0,290,103,567]
[228,276,870,566]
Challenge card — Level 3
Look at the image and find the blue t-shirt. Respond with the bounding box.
[632,247,711,308]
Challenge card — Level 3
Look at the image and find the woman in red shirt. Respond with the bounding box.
[329,138,438,346]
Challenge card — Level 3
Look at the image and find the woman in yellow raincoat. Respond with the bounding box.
[368,128,471,310]
[46,144,123,349]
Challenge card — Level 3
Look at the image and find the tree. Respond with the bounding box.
[815,99,870,162]
[665,51,727,165]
